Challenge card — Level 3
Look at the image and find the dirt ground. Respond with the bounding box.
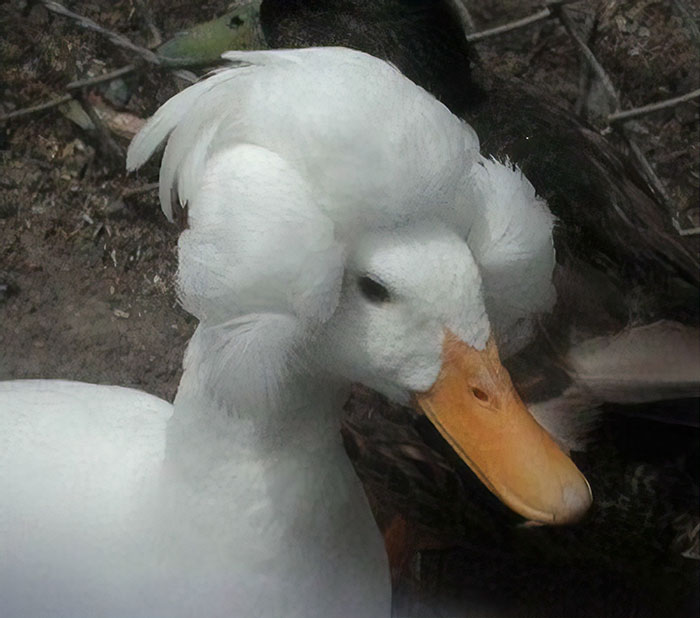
[1,0,698,615]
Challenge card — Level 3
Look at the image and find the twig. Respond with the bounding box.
[41,1,203,71]
[171,70,198,84]
[122,183,159,198]
[449,0,475,33]
[466,0,581,43]
[66,65,136,91]
[3,2,196,126]
[466,7,551,42]
[41,0,160,65]
[676,224,700,237]
[556,5,618,106]
[573,10,598,116]
[555,4,683,228]
[626,138,674,208]
[132,0,163,48]
[76,93,124,164]
[672,0,700,57]
[0,94,73,122]
[0,65,137,123]
[608,88,700,124]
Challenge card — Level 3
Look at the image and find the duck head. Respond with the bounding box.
[127,47,591,525]
[313,222,591,524]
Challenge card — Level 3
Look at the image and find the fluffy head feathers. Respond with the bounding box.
[126,47,482,327]
[127,47,555,400]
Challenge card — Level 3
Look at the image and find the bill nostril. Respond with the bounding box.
[472,387,489,402]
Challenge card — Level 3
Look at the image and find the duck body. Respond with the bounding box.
[1,375,388,618]
[1,381,174,617]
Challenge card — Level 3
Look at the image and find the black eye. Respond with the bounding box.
[229,15,244,28]
[357,275,391,304]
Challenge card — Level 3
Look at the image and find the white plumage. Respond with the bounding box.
[1,48,572,617]
[128,48,555,350]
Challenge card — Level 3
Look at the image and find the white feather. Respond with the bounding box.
[464,157,556,356]
[174,143,344,326]
[128,47,479,229]
[126,68,245,173]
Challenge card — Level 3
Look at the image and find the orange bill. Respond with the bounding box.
[413,332,592,524]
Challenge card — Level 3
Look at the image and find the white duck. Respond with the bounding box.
[0,48,591,618]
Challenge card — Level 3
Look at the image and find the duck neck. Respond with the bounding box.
[161,321,389,616]
[167,321,349,473]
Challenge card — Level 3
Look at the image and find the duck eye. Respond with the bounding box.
[357,275,391,304]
